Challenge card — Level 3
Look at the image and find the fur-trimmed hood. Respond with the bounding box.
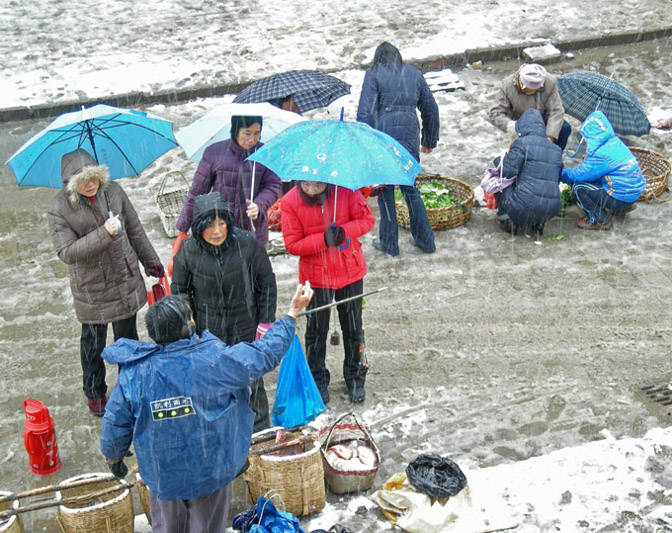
[61,148,110,204]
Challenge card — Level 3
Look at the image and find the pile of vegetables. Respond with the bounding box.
[395,181,459,209]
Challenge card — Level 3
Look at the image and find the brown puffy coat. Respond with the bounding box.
[47,150,161,324]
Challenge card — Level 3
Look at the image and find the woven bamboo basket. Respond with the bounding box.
[55,473,134,533]
[155,171,190,237]
[243,427,325,517]
[134,472,151,526]
[319,412,381,494]
[631,147,672,201]
[0,491,22,533]
[396,175,474,230]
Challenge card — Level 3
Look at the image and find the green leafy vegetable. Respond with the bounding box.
[395,181,459,209]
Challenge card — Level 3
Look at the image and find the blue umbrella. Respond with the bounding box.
[233,70,351,113]
[557,72,650,136]
[246,113,422,192]
[6,104,178,188]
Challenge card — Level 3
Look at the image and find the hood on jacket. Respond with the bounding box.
[101,334,201,365]
[372,42,403,72]
[61,148,110,205]
[515,108,547,138]
[191,192,236,246]
[579,111,615,155]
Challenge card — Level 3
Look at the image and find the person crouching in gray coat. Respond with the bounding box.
[47,148,164,416]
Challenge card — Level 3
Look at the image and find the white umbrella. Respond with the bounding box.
[175,102,306,163]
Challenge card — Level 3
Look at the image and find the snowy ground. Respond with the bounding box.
[1,1,672,532]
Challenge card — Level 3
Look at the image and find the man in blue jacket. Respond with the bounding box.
[100,284,313,532]
[562,111,645,230]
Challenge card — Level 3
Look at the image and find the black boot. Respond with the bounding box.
[348,381,366,403]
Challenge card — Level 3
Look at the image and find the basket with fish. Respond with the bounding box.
[319,412,381,494]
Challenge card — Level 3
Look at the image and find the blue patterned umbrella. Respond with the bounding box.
[558,72,650,136]
[246,115,422,192]
[233,70,351,113]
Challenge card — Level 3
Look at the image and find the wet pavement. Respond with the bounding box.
[1,34,672,533]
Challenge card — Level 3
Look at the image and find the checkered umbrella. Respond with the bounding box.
[558,72,650,136]
[233,70,351,113]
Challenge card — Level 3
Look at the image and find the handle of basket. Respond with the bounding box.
[322,411,376,451]
[158,171,190,196]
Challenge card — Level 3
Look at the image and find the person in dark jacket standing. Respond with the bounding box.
[171,192,277,431]
[357,42,439,256]
[100,285,313,533]
[281,181,375,403]
[47,149,164,416]
[494,109,563,236]
[175,115,282,245]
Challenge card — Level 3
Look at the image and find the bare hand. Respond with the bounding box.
[104,215,121,236]
[287,282,313,318]
[246,200,259,220]
[547,136,557,143]
[420,146,433,154]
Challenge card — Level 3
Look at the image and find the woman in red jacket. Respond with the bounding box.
[281,181,375,403]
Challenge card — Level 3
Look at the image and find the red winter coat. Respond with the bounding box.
[281,186,375,289]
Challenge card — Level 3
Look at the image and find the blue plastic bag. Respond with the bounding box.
[249,497,304,533]
[271,335,325,428]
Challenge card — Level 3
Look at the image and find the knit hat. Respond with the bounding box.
[145,295,192,345]
[518,63,547,90]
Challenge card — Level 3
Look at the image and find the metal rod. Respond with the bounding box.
[297,286,387,317]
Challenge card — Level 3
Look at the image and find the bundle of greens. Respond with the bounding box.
[394,181,459,209]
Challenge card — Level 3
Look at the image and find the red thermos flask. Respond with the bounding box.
[23,399,61,475]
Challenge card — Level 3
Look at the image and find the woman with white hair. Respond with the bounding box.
[489,63,571,150]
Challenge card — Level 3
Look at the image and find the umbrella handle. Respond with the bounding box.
[336,237,350,250]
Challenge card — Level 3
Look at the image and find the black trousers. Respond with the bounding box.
[304,279,366,393]
[80,316,138,399]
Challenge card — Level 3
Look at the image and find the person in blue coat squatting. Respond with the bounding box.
[357,41,440,256]
[561,111,645,230]
[100,284,313,533]
[495,108,563,237]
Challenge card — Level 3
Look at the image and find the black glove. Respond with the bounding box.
[324,225,346,247]
[108,459,128,479]
[145,264,165,278]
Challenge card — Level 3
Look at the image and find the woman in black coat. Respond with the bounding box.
[171,192,277,431]
[495,108,563,236]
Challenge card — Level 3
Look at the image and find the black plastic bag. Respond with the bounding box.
[405,454,467,498]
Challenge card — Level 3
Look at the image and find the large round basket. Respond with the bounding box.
[319,412,381,495]
[0,491,23,533]
[243,427,325,517]
[631,147,671,201]
[396,176,473,230]
[134,472,151,526]
[55,473,134,533]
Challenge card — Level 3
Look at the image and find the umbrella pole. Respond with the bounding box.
[249,160,256,232]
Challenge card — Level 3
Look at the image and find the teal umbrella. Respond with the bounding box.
[6,104,178,188]
[246,111,422,191]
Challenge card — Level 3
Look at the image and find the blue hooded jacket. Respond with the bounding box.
[498,108,563,228]
[100,316,295,501]
[561,111,645,203]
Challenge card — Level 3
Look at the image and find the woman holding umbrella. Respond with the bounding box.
[175,115,282,245]
[281,181,375,404]
[48,149,164,416]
